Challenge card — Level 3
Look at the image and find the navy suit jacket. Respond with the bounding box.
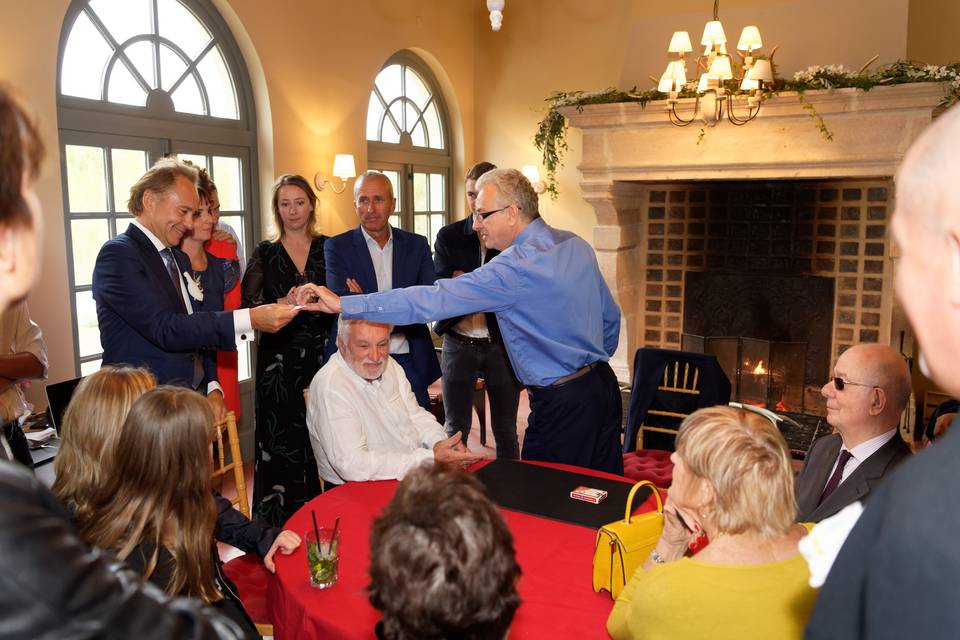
[432,216,502,339]
[92,223,236,388]
[324,226,441,385]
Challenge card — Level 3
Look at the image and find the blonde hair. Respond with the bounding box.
[80,387,220,602]
[675,406,796,538]
[52,366,156,521]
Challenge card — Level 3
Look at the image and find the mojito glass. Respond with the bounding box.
[306,528,340,589]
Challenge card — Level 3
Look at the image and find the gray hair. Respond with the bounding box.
[337,316,393,343]
[353,170,394,202]
[475,168,540,221]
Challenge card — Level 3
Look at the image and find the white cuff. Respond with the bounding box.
[233,309,253,343]
[207,381,224,397]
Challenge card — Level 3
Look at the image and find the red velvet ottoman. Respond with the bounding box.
[622,449,674,488]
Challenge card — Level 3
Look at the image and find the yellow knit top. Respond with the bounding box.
[606,538,818,640]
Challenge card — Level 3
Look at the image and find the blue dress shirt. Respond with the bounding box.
[340,218,620,386]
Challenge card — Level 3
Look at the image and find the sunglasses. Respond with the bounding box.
[832,376,878,391]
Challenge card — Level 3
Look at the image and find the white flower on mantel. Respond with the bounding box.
[184,271,204,302]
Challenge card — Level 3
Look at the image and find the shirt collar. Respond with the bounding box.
[512,216,546,247]
[361,224,392,250]
[843,428,897,462]
[131,218,168,253]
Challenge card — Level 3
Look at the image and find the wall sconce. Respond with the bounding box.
[314,154,356,194]
[487,0,505,32]
[522,165,547,195]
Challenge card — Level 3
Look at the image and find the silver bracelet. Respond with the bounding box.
[649,548,666,564]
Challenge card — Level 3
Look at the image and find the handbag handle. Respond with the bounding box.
[623,480,663,524]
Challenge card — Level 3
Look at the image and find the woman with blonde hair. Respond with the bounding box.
[52,366,156,519]
[607,406,818,640]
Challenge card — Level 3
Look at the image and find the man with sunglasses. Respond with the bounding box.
[794,343,911,523]
[297,168,623,474]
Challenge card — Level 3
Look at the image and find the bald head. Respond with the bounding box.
[849,344,912,415]
[896,106,960,237]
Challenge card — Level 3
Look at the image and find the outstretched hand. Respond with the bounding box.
[433,434,487,469]
[292,283,342,313]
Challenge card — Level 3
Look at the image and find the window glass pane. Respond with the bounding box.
[65,145,108,213]
[80,359,102,376]
[429,174,444,212]
[89,0,151,46]
[404,67,431,109]
[158,0,211,60]
[389,101,405,134]
[413,173,428,212]
[125,40,156,88]
[212,156,242,210]
[423,102,443,150]
[107,60,148,106]
[171,73,205,115]
[197,46,238,120]
[375,64,402,101]
[389,214,401,230]
[218,215,245,259]
[76,291,103,358]
[71,219,110,287]
[414,214,429,240]
[177,153,207,169]
[159,43,188,91]
[111,148,148,212]
[410,122,426,148]
[381,119,401,144]
[379,170,401,209]
[430,214,444,250]
[366,93,384,141]
[61,11,113,100]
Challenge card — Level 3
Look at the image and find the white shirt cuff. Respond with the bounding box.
[207,381,224,396]
[233,309,253,342]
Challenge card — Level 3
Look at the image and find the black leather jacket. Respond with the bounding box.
[0,459,251,640]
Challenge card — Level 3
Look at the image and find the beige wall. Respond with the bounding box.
[907,0,960,63]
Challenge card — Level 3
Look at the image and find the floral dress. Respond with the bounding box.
[241,238,333,526]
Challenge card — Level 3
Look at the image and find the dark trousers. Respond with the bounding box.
[441,333,523,459]
[391,353,431,411]
[523,362,623,475]
[1,420,34,470]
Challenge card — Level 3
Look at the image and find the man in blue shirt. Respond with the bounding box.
[298,169,624,474]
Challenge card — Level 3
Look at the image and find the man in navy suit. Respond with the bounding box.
[433,161,522,458]
[92,158,298,417]
[324,171,441,409]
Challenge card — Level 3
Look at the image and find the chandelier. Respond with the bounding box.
[658,0,774,127]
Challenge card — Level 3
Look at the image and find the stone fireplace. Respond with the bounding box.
[565,83,946,434]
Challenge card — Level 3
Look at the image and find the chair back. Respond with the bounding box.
[211,412,249,518]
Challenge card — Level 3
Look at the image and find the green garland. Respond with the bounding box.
[534,60,960,199]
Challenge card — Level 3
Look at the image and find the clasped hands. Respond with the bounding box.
[283,283,342,314]
[432,433,488,470]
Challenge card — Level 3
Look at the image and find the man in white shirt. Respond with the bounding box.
[306,318,482,485]
[0,300,47,469]
[795,343,912,522]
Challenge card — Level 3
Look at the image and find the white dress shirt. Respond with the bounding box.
[306,350,446,484]
[829,428,898,486]
[360,226,410,354]
[0,301,48,423]
[131,219,252,396]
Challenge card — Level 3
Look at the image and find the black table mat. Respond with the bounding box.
[474,460,649,529]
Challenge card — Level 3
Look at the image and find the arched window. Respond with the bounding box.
[366,53,452,251]
[57,0,258,379]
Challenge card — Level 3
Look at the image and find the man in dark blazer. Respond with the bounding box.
[324,171,441,409]
[795,343,911,523]
[92,158,297,416]
[805,103,960,640]
[433,161,522,458]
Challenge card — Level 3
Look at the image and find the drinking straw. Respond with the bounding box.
[311,510,320,546]
[329,516,341,554]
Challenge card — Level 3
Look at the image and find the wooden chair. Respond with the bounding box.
[638,361,702,450]
[211,411,249,518]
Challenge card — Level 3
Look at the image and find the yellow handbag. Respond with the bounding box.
[592,480,664,600]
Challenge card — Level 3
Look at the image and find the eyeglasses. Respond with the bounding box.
[832,376,878,391]
[472,205,510,222]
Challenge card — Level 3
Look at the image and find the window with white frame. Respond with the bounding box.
[366,53,452,252]
[57,0,258,380]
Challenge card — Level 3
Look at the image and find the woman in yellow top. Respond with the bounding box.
[607,406,817,640]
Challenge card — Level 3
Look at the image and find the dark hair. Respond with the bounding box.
[0,84,44,229]
[127,157,198,215]
[270,173,318,240]
[368,464,520,640]
[465,161,496,182]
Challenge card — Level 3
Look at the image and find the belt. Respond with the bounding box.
[528,362,600,392]
[447,331,493,347]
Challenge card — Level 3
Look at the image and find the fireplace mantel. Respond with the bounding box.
[565,83,942,404]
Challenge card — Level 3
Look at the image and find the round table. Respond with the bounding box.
[267,461,660,639]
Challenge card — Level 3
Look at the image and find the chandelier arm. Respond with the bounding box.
[668,100,700,127]
[725,97,761,125]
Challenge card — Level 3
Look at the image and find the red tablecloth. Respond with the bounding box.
[267,461,660,639]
